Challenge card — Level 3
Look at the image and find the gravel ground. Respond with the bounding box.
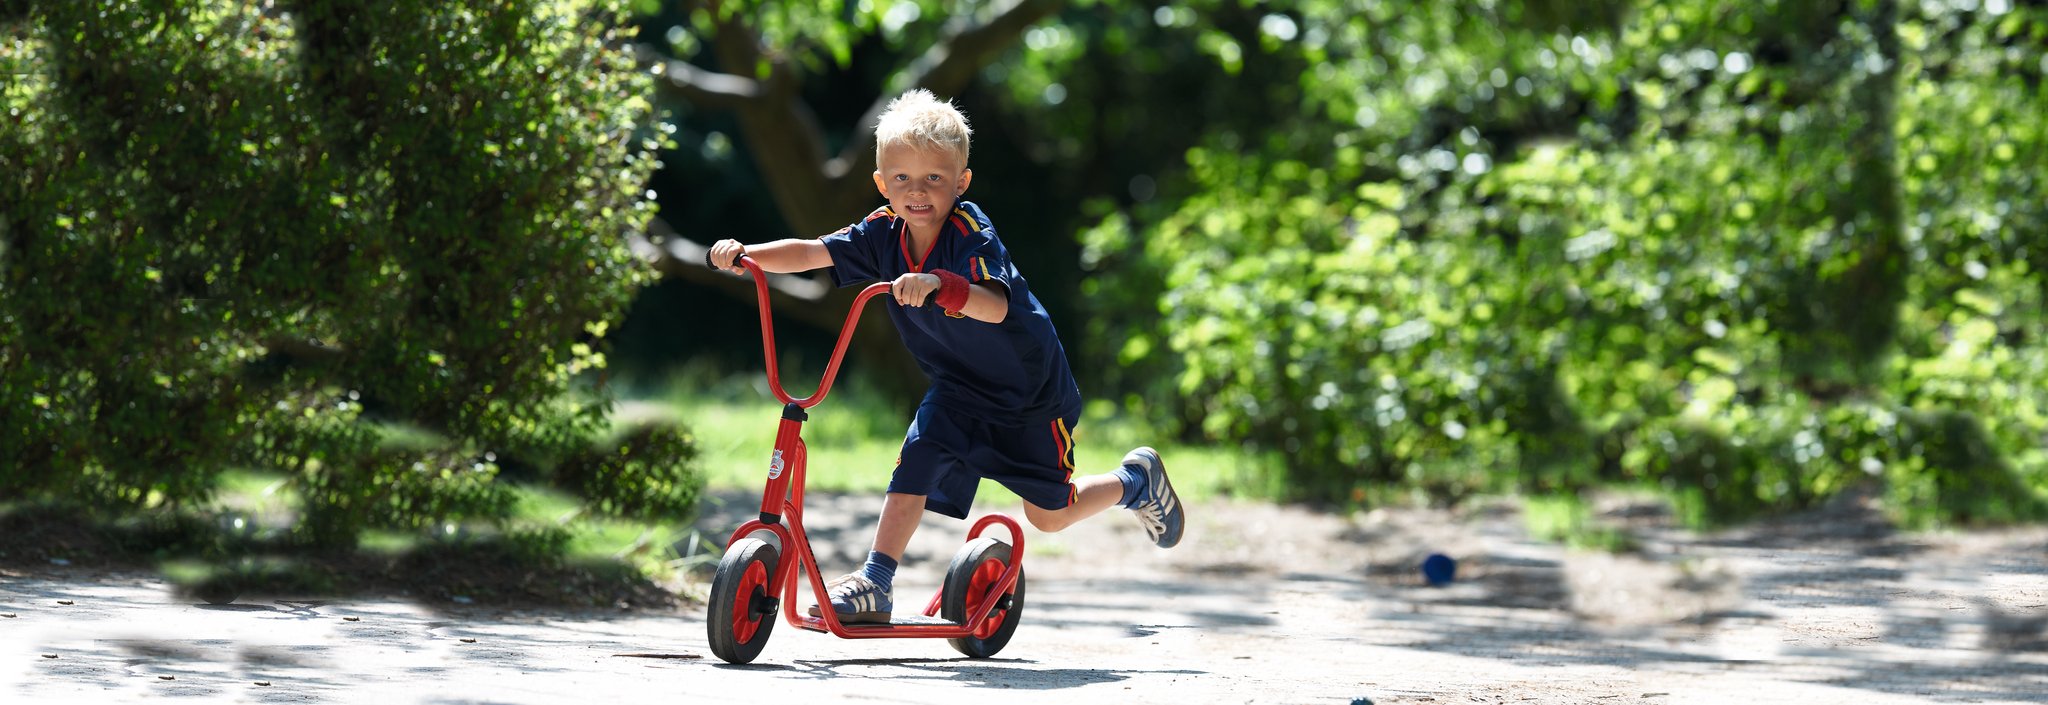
[4,487,2045,704]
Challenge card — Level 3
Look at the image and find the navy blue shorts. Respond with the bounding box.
[889,400,1080,520]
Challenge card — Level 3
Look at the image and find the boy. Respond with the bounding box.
[706,89,1185,624]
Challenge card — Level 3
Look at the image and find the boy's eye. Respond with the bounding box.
[926,174,941,182]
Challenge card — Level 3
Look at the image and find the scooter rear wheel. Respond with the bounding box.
[941,536,1025,658]
[707,538,779,664]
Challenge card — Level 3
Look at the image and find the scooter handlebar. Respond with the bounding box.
[721,252,891,408]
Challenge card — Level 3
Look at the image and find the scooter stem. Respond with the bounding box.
[735,256,893,408]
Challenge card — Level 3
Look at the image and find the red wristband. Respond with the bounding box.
[933,269,971,314]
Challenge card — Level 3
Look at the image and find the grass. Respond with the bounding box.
[206,469,705,577]
[81,470,700,606]
[511,482,711,578]
[659,370,1283,503]
[214,470,293,519]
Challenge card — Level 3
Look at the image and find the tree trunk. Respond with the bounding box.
[1831,0,1906,383]
[1784,0,1905,392]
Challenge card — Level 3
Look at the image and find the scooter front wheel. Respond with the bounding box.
[941,536,1025,658]
[707,537,780,664]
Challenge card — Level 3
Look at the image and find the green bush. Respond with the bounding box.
[1080,0,2048,526]
[0,0,696,545]
[553,419,703,522]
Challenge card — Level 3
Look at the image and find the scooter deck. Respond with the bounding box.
[795,613,959,632]
[863,614,955,627]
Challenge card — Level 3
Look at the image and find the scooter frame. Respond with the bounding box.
[712,256,1025,650]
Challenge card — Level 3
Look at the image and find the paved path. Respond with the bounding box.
[4,493,2045,704]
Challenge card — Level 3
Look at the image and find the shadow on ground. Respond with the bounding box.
[0,504,679,612]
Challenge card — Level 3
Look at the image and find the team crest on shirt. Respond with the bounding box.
[946,311,966,319]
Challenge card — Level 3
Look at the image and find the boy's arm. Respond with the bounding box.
[707,238,832,275]
[891,274,1009,324]
[955,280,1010,323]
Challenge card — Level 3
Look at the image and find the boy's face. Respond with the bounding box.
[873,142,971,236]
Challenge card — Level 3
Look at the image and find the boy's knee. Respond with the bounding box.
[1026,516,1072,533]
[1023,506,1073,533]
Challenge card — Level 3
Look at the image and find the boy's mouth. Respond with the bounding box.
[904,203,937,216]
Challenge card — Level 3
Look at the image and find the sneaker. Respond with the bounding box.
[1124,447,1185,548]
[805,573,892,624]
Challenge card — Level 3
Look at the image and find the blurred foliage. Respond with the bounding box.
[1073,0,2048,527]
[605,0,2048,529]
[0,0,700,547]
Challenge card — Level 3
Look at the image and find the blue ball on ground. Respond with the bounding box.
[1421,553,1456,586]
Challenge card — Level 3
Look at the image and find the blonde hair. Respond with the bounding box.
[873,89,972,164]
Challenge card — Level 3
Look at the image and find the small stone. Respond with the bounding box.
[158,675,176,681]
[41,654,58,659]
[2,613,17,618]
[459,638,477,644]
[254,681,272,687]
[342,616,361,622]
[55,600,73,605]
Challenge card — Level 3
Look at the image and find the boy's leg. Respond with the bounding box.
[1020,473,1121,532]
[984,412,1184,546]
[808,493,925,624]
[1020,447,1184,548]
[872,492,927,559]
[810,400,968,623]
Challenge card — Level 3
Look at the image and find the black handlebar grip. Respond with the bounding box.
[706,245,746,273]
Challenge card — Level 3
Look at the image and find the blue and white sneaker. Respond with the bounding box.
[1124,447,1185,548]
[806,573,892,624]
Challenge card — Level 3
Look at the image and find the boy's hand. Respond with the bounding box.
[707,239,746,274]
[890,272,940,307]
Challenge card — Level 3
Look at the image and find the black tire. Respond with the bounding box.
[941,536,1025,658]
[706,538,780,664]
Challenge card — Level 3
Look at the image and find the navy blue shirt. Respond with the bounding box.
[820,200,1082,426]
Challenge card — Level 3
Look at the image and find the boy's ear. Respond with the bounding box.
[957,168,972,196]
[872,170,886,196]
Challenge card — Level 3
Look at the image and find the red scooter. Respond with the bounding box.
[705,256,1026,665]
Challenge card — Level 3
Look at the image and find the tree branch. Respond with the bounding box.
[703,0,763,80]
[639,44,760,110]
[629,216,829,305]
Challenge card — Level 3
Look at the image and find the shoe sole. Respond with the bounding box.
[806,604,891,624]
[1134,446,1184,549]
